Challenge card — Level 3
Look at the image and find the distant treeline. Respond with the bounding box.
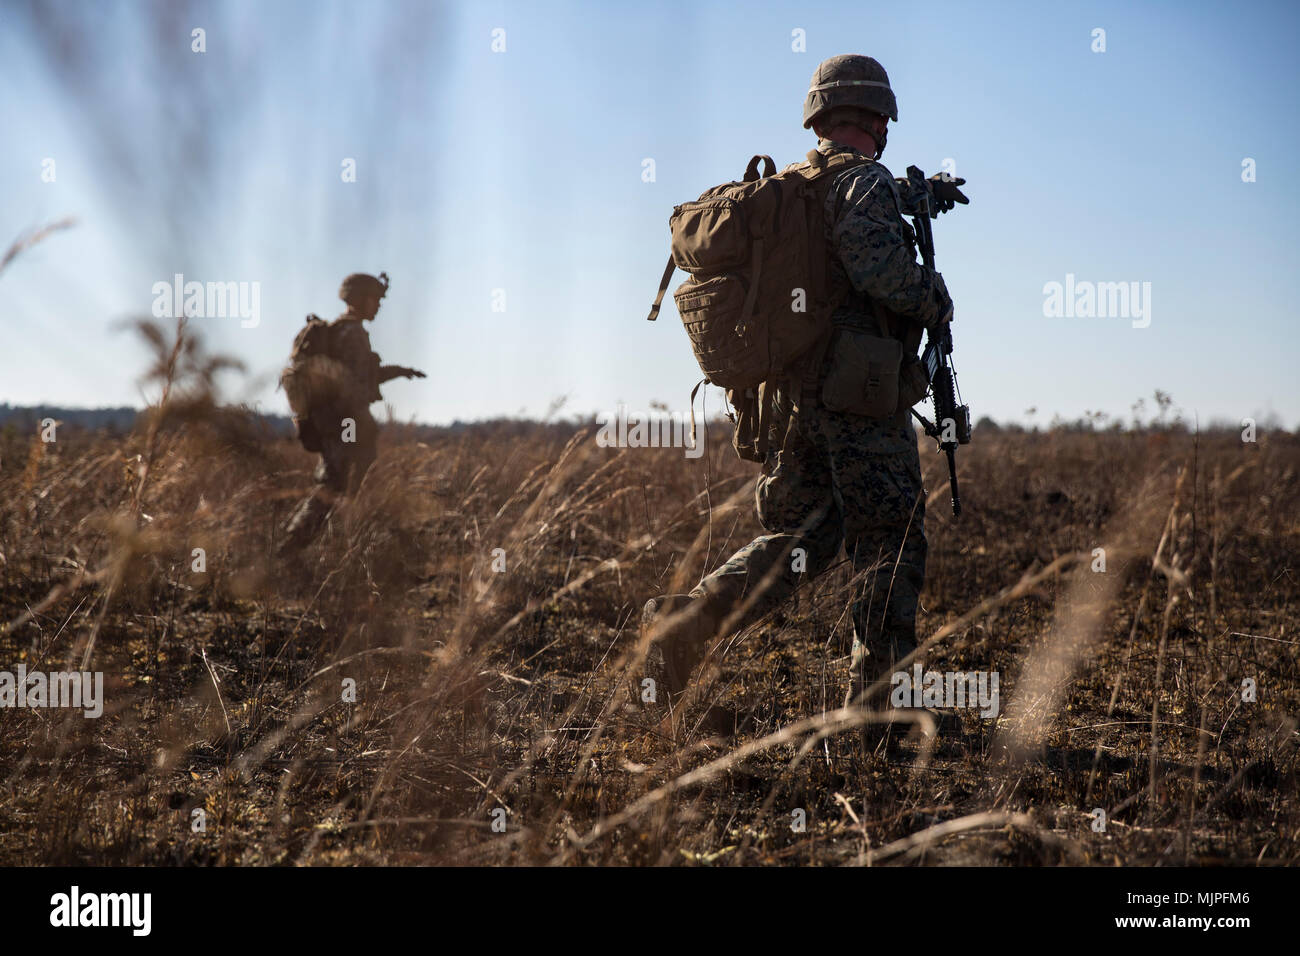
[0,403,603,444]
[0,403,291,437]
[0,403,1288,441]
[0,403,142,433]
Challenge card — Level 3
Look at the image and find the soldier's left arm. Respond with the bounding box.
[377,364,418,383]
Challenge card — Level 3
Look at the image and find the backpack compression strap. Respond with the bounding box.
[647,254,675,321]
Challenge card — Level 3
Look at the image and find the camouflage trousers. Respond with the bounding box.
[691,391,927,689]
[282,406,378,550]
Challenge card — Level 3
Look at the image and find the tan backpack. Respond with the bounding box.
[647,149,870,391]
[279,316,365,451]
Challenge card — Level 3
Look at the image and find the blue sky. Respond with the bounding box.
[2,0,1297,428]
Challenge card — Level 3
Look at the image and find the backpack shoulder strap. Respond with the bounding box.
[800,148,872,181]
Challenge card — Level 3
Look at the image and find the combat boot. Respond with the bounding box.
[278,493,333,556]
[640,593,723,709]
[843,629,917,709]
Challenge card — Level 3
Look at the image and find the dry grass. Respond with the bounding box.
[1,324,1296,866]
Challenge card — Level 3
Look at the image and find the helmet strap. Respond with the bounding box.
[869,124,887,160]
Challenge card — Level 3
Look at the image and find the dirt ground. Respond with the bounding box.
[1,406,1296,866]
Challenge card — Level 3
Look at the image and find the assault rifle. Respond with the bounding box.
[906,165,971,518]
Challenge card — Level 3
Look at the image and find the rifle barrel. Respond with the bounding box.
[946,446,961,518]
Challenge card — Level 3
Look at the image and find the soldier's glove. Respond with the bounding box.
[407,368,427,379]
[897,173,969,217]
[928,272,954,331]
[928,174,969,214]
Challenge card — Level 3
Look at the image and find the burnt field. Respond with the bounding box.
[1,378,1296,866]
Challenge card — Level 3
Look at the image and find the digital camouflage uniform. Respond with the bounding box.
[686,140,941,702]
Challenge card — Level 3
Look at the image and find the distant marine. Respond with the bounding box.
[278,272,425,551]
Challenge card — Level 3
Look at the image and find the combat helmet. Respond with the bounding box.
[802,55,896,156]
[339,271,390,305]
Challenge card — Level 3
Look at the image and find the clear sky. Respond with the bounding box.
[3,0,1297,428]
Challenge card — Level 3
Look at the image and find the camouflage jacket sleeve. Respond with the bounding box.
[825,161,941,325]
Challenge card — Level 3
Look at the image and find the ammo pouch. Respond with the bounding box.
[820,329,902,418]
[898,353,930,411]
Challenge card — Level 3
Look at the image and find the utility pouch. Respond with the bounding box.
[728,386,764,462]
[294,415,323,454]
[820,329,902,418]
